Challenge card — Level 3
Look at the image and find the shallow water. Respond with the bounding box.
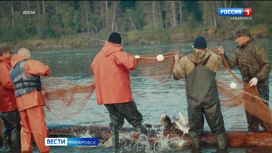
[31,145,272,153]
[30,39,272,153]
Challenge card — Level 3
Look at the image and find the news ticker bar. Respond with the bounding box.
[218,8,252,16]
[45,138,98,146]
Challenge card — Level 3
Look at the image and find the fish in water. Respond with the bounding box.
[160,113,172,129]
[173,112,189,127]
[160,113,189,149]
[172,120,189,135]
[160,112,190,135]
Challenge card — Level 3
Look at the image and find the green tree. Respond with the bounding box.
[54,3,79,36]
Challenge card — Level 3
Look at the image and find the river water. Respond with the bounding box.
[30,39,272,153]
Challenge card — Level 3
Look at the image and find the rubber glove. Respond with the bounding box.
[175,54,180,61]
[249,77,258,87]
[217,46,224,54]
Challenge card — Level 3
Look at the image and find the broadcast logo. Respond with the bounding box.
[45,138,98,147]
[218,8,252,20]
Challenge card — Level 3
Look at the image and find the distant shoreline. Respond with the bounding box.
[0,27,270,51]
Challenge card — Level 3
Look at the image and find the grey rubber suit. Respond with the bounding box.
[186,56,226,152]
[173,51,227,153]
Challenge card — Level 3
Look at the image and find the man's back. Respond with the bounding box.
[173,36,227,152]
[10,53,50,111]
[91,42,136,105]
[185,54,219,105]
[173,50,221,79]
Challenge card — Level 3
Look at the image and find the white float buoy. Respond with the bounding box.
[134,55,140,59]
[156,54,164,62]
[230,82,237,89]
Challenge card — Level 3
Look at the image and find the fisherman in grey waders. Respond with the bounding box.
[173,36,227,153]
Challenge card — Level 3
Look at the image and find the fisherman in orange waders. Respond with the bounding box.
[10,48,51,153]
[0,46,21,152]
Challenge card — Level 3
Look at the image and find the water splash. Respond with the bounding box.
[78,129,95,138]
[117,126,188,152]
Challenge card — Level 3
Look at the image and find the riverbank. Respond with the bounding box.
[0,26,270,51]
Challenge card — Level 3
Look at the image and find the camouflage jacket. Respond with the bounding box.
[224,38,271,86]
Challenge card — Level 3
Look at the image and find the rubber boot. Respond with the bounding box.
[215,135,227,153]
[136,125,148,143]
[110,127,120,153]
[0,134,11,152]
[191,138,201,153]
[134,125,149,151]
[136,125,148,136]
[10,127,21,152]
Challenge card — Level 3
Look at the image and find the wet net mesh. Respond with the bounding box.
[136,52,178,83]
[41,76,95,120]
[217,53,272,129]
[1,51,271,147]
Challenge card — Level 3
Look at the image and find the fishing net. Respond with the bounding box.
[41,76,95,120]
[41,52,178,121]
[136,52,178,83]
[213,53,272,147]
[219,54,271,127]
[1,51,271,148]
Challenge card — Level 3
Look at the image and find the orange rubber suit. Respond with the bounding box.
[10,54,50,153]
[91,41,137,105]
[0,56,21,151]
[0,56,17,112]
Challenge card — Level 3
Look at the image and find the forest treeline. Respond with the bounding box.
[0,1,271,49]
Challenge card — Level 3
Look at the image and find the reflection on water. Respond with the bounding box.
[30,39,272,153]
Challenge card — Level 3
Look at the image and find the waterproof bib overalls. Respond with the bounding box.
[185,56,226,152]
